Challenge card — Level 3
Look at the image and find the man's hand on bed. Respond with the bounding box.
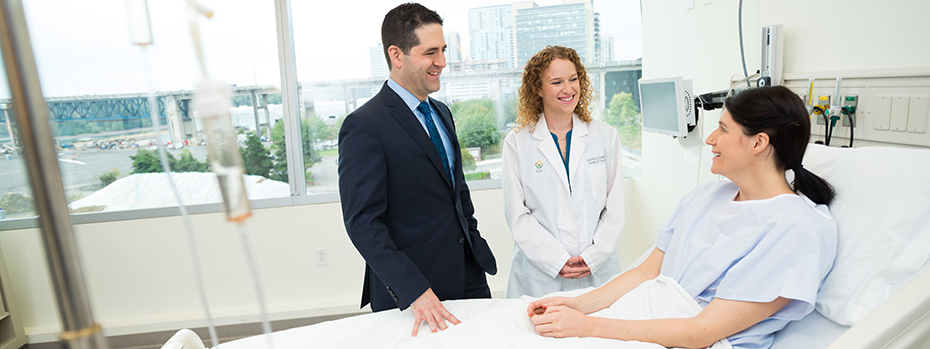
[410,288,461,337]
[559,256,591,279]
[530,304,590,338]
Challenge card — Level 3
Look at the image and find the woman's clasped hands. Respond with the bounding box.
[559,255,590,279]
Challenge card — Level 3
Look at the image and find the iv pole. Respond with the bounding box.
[0,1,107,348]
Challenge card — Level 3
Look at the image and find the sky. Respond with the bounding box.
[5,0,642,98]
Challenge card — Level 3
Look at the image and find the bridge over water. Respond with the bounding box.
[0,85,280,147]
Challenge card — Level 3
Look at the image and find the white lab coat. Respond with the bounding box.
[503,113,625,298]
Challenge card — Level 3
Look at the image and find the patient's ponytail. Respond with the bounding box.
[725,86,836,205]
[790,166,835,206]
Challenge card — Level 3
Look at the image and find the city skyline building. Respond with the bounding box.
[444,31,463,63]
[369,43,388,79]
[468,4,519,70]
[514,0,595,68]
[598,35,615,63]
[594,12,601,62]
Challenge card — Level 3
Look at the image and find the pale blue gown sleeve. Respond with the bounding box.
[713,210,837,320]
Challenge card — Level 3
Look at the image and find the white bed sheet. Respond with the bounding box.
[219,276,731,349]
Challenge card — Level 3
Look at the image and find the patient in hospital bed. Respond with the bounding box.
[213,86,930,349]
[527,86,837,349]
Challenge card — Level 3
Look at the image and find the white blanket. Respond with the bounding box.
[219,275,730,349]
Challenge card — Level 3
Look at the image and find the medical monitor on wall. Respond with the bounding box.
[639,76,694,137]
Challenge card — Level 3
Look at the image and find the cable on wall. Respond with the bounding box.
[738,0,750,88]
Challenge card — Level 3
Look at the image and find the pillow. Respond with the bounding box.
[802,144,930,326]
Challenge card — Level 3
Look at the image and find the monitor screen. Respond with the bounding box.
[641,82,679,134]
[639,76,690,137]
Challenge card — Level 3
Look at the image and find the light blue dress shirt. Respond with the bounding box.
[387,77,456,174]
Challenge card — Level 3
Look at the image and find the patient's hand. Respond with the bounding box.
[559,256,590,279]
[526,296,576,318]
[410,288,461,337]
[531,305,590,338]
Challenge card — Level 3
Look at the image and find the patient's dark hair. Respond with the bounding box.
[381,3,443,71]
[724,86,835,205]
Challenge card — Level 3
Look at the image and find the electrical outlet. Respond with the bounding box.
[316,248,328,266]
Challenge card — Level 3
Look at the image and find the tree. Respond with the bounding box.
[500,95,517,129]
[98,168,120,187]
[605,92,638,128]
[242,133,273,178]
[270,120,289,182]
[0,193,33,215]
[175,149,210,172]
[265,94,282,105]
[130,148,210,174]
[460,149,477,172]
[307,115,335,143]
[231,93,282,107]
[269,118,322,183]
[605,92,642,150]
[130,149,173,174]
[451,98,501,152]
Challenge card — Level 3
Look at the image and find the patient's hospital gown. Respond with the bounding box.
[656,180,837,349]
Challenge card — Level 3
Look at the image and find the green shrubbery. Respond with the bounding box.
[98,168,120,187]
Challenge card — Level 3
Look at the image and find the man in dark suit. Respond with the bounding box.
[337,3,497,337]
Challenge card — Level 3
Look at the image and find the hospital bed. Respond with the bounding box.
[164,144,930,349]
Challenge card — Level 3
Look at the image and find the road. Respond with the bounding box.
[1,145,210,202]
[306,155,339,194]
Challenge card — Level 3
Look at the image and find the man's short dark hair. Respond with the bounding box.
[381,3,443,71]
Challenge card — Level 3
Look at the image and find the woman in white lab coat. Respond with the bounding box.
[503,46,625,298]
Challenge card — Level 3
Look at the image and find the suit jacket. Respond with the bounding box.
[338,82,497,312]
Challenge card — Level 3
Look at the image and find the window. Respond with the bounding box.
[0,0,642,226]
[292,0,643,192]
[10,0,288,215]
[0,56,35,219]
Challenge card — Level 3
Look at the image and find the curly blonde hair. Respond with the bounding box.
[514,46,593,132]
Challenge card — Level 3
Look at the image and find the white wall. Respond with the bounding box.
[634,0,930,245]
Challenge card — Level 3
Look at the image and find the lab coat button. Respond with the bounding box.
[458,237,465,244]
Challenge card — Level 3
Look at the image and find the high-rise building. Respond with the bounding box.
[468,4,516,69]
[444,31,463,63]
[369,43,388,79]
[515,0,595,68]
[594,12,602,62]
[597,35,615,63]
[468,2,537,70]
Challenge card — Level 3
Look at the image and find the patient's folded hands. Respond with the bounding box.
[529,303,591,338]
[527,296,573,317]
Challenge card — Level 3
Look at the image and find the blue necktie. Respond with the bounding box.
[417,101,453,183]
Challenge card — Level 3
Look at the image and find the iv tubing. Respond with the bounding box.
[141,45,221,348]
[182,1,275,346]
[185,0,208,77]
[237,224,275,349]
